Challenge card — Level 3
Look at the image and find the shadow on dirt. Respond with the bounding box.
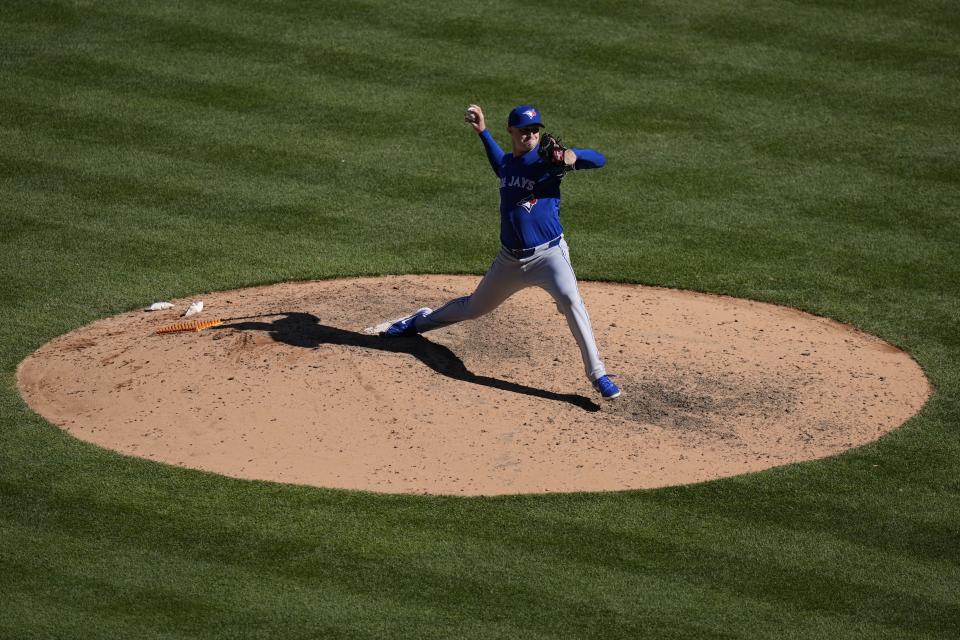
[218,312,600,412]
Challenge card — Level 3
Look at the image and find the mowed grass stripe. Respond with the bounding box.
[13,0,960,88]
[0,86,487,211]
[0,177,495,316]
[3,476,948,639]
[0,149,494,289]
[5,450,957,607]
[0,124,469,230]
[25,0,959,128]
[0,527,469,639]
[15,0,958,144]
[7,53,436,144]
[2,471,954,638]
[9,0,553,102]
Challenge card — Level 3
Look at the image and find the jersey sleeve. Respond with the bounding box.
[570,148,606,170]
[479,129,506,176]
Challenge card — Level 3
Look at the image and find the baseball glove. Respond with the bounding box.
[538,132,569,168]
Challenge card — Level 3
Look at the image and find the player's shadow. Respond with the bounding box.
[219,312,600,412]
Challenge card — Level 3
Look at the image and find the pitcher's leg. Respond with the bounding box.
[529,241,607,381]
[416,251,525,332]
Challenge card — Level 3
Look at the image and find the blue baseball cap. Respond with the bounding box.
[507,105,544,129]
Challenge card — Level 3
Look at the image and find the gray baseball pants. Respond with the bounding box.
[414,237,607,382]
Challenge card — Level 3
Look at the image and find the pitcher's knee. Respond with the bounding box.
[553,292,580,315]
[459,295,488,320]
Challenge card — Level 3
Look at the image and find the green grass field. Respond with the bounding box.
[2,0,959,637]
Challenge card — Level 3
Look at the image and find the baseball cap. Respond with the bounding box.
[507,105,544,129]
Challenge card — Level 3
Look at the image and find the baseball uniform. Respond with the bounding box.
[388,106,617,395]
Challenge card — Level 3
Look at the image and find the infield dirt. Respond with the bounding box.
[17,276,930,495]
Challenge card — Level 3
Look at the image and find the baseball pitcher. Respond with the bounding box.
[383,104,620,399]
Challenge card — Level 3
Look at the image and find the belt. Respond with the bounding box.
[504,235,562,259]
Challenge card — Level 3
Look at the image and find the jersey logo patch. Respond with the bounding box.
[520,198,537,212]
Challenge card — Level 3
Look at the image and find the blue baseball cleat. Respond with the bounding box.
[593,375,621,399]
[382,308,432,337]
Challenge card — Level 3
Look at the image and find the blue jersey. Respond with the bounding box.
[478,129,606,250]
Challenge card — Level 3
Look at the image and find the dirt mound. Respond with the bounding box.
[17,276,929,495]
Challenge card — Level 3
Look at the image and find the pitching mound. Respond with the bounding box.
[17,276,929,495]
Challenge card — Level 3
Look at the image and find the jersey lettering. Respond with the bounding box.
[500,175,535,190]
